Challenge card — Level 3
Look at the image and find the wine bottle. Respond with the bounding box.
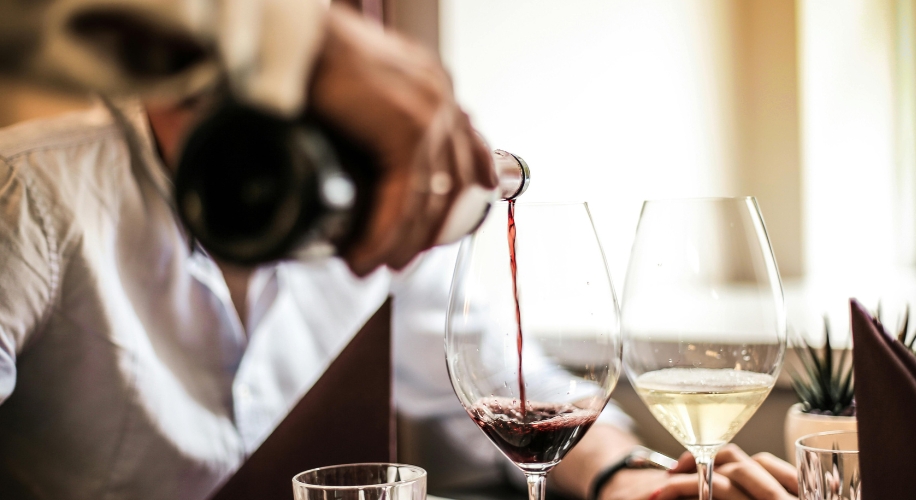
[174,99,530,264]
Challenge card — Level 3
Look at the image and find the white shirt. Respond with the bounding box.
[0,103,629,499]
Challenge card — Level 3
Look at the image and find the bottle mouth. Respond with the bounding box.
[508,152,531,199]
[494,149,531,200]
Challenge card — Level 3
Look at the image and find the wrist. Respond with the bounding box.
[588,447,677,500]
[597,468,644,500]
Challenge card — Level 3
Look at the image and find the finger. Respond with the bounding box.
[717,461,793,500]
[669,451,696,473]
[654,473,751,500]
[382,162,438,270]
[348,99,460,273]
[753,452,799,495]
[714,444,752,465]
[461,112,497,189]
[383,176,436,270]
[388,102,491,270]
[470,128,497,188]
[345,164,424,275]
[386,110,471,270]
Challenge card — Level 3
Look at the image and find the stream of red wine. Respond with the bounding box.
[472,204,599,465]
[507,200,525,417]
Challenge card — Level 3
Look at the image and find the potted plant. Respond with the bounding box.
[783,307,916,463]
[895,305,916,351]
[783,319,856,464]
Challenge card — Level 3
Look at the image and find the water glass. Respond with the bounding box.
[796,431,860,500]
[292,463,426,500]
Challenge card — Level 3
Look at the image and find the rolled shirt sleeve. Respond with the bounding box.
[0,157,59,404]
[217,0,330,116]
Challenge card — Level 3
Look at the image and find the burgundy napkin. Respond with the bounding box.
[850,298,916,499]
[210,299,395,500]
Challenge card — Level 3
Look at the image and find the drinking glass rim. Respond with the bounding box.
[642,196,757,204]
[292,463,426,490]
[492,200,588,206]
[795,430,859,454]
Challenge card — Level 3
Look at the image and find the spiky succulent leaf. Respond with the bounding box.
[788,320,855,416]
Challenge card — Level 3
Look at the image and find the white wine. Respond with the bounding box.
[634,368,774,452]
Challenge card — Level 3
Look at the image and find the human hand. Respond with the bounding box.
[600,444,798,500]
[709,445,798,499]
[652,444,798,500]
[599,467,754,500]
[599,468,686,500]
[309,4,495,276]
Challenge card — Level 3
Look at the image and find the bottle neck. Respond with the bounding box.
[494,149,531,200]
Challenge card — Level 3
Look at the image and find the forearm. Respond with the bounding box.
[548,423,639,500]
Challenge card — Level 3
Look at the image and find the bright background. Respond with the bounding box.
[438,0,916,346]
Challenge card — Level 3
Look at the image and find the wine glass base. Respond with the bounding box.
[434,484,572,500]
[515,462,558,475]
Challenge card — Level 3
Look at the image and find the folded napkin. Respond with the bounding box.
[210,299,394,500]
[850,299,916,499]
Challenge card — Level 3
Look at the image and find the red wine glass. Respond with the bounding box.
[446,201,621,500]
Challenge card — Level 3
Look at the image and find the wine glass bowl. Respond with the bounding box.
[446,201,621,499]
[621,197,785,500]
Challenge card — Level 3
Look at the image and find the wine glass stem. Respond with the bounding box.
[696,454,715,500]
[525,472,547,500]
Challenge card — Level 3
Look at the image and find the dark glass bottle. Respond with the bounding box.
[174,100,529,265]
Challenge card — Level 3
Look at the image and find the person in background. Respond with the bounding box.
[0,1,801,499]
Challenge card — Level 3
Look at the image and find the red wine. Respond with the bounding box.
[508,200,525,416]
[469,397,598,465]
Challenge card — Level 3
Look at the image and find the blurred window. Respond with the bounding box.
[441,0,916,344]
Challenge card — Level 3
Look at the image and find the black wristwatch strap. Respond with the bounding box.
[587,447,677,500]
[588,456,630,500]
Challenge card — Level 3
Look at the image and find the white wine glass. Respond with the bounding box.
[446,201,621,500]
[621,197,785,500]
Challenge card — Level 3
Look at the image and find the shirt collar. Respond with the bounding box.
[103,97,176,206]
[106,97,283,337]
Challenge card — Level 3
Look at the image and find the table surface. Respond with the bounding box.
[431,485,527,500]
[432,484,576,500]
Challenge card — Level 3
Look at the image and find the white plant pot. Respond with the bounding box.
[783,403,857,465]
